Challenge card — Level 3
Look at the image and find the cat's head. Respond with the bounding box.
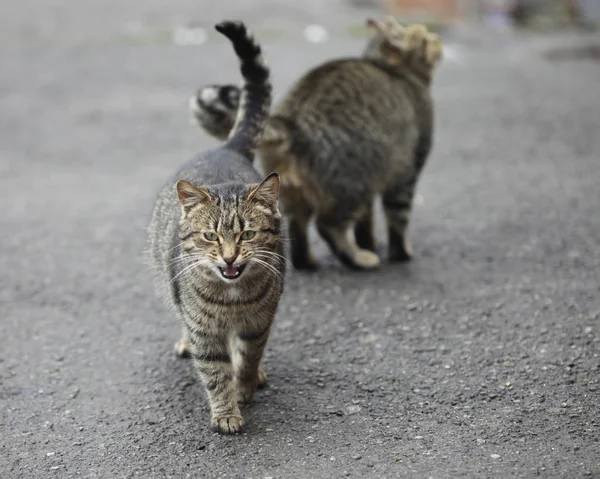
[363,17,443,81]
[175,173,282,283]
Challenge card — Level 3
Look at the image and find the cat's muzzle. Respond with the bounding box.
[219,263,246,280]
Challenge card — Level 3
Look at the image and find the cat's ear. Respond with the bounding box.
[366,16,402,36]
[365,17,406,65]
[247,172,280,205]
[176,180,213,213]
[365,18,382,37]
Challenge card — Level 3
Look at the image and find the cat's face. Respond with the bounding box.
[176,173,281,283]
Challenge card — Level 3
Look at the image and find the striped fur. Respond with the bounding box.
[148,21,283,434]
[190,19,443,271]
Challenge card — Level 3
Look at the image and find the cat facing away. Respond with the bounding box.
[148,21,285,434]
[190,17,443,271]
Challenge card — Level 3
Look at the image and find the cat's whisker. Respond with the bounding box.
[168,258,211,285]
[255,248,285,257]
[254,253,291,267]
[256,249,291,264]
[167,253,208,267]
[169,242,182,252]
[163,258,200,270]
[250,257,283,280]
[252,262,283,281]
[254,255,286,269]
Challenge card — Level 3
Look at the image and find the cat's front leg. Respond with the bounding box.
[174,326,191,358]
[383,173,417,262]
[280,191,319,271]
[288,214,319,271]
[190,334,243,434]
[232,326,272,404]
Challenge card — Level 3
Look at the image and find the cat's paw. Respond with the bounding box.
[237,388,255,404]
[211,415,244,434]
[389,239,413,262]
[356,235,377,253]
[237,370,267,403]
[354,249,381,269]
[174,337,191,358]
[257,369,268,389]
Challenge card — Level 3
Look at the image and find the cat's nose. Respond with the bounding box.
[223,256,237,265]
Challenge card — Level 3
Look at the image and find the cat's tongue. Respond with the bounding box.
[223,265,240,278]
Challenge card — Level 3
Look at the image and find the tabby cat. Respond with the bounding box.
[190,17,443,271]
[148,21,285,434]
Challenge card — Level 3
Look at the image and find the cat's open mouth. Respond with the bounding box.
[219,264,246,280]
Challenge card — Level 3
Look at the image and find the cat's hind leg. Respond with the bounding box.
[174,335,191,358]
[316,208,380,270]
[174,323,192,357]
[354,203,376,252]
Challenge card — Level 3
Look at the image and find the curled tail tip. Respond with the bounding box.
[214,20,267,83]
[214,20,246,38]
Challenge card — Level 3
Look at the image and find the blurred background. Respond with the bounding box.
[2,0,600,48]
[384,0,598,29]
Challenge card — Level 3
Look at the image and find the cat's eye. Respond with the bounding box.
[240,230,256,241]
[203,232,219,241]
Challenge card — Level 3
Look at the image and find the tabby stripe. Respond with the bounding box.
[179,232,196,241]
[186,302,217,320]
[182,300,217,321]
[194,281,271,306]
[171,276,181,306]
[261,229,279,236]
[238,328,269,341]
[204,375,232,392]
[184,320,224,342]
[168,236,182,305]
[252,204,274,216]
[185,327,220,343]
[192,351,231,363]
[204,378,220,391]
[384,199,411,210]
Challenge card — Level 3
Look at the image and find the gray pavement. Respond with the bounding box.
[1,1,600,478]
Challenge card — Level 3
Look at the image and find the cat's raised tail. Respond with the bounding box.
[215,21,272,160]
